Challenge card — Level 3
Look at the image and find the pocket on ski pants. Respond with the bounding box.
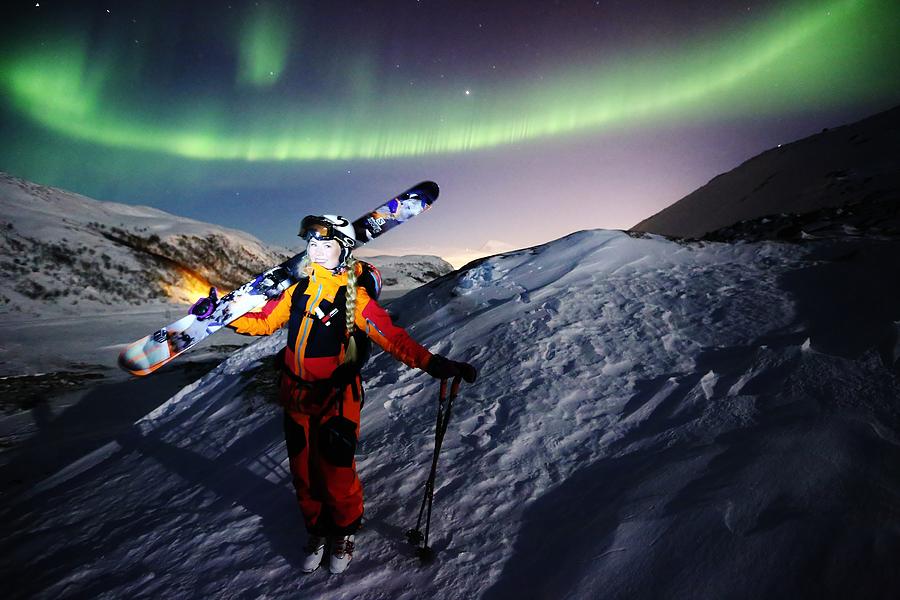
[318,416,357,467]
[283,412,307,456]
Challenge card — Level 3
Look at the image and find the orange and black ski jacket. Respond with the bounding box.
[228,262,432,381]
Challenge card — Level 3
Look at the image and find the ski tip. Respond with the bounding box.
[117,351,155,376]
[118,345,168,376]
[412,181,439,203]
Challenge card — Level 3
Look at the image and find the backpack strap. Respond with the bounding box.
[356,260,382,301]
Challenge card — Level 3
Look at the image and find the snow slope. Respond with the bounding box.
[3,229,899,599]
[0,172,291,313]
[355,254,453,292]
[632,105,900,239]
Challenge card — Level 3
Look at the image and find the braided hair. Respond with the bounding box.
[297,254,312,278]
[344,255,359,337]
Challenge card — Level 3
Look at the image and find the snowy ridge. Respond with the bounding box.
[0,172,291,313]
[0,173,456,316]
[3,230,899,598]
[355,254,453,291]
[632,105,900,239]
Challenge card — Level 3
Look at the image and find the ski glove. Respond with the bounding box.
[189,287,219,319]
[425,354,477,383]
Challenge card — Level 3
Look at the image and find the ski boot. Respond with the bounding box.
[329,535,355,574]
[301,535,326,573]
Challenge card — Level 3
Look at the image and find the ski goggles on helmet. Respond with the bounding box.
[298,215,356,248]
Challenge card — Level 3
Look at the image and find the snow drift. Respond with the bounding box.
[2,228,899,599]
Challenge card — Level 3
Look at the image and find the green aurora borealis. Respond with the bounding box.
[2,0,897,163]
[1,0,899,255]
[237,1,293,88]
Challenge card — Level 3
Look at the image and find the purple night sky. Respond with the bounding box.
[1,0,898,264]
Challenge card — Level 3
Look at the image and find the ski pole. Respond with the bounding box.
[407,375,462,562]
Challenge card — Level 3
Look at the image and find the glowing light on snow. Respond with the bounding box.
[164,265,216,305]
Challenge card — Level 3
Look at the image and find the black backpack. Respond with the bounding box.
[345,261,383,368]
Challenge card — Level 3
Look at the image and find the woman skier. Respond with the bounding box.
[218,215,475,574]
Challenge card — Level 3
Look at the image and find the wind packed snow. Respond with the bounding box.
[3,230,899,599]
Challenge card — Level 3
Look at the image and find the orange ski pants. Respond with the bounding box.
[282,381,364,537]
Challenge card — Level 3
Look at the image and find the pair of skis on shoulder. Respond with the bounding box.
[118,181,439,376]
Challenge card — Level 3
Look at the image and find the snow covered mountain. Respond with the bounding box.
[357,254,453,292]
[0,172,291,314]
[631,105,900,239]
[4,225,898,598]
[0,173,452,315]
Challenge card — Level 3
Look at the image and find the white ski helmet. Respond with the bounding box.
[299,214,357,267]
[299,214,357,249]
